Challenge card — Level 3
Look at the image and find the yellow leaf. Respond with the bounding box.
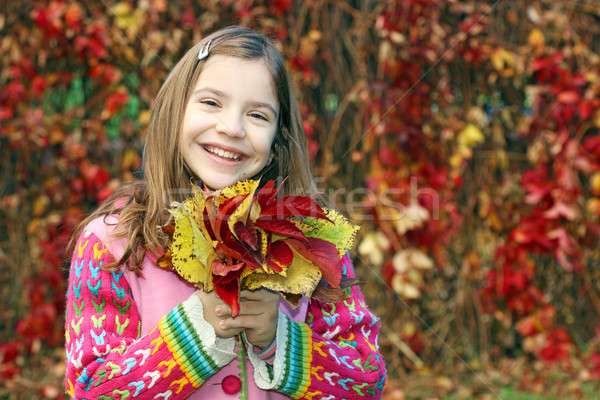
[528,28,545,50]
[358,231,390,266]
[112,2,132,17]
[239,266,255,281]
[392,275,421,299]
[242,247,322,298]
[220,179,258,199]
[587,198,600,216]
[491,48,515,77]
[250,201,261,221]
[449,152,464,168]
[395,204,429,235]
[590,172,600,196]
[138,110,151,125]
[169,207,210,288]
[188,188,216,248]
[288,217,316,234]
[33,195,50,217]
[458,124,484,147]
[228,180,260,238]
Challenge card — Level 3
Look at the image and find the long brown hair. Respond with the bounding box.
[69,26,321,273]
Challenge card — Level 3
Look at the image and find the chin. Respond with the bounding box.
[203,177,240,190]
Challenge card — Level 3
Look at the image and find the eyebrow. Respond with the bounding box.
[192,87,279,117]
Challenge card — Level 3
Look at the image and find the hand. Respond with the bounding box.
[196,290,243,339]
[216,289,280,349]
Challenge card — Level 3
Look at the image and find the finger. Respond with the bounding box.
[215,300,268,317]
[218,302,265,317]
[214,326,244,338]
[220,315,265,331]
[240,289,279,301]
[214,304,232,317]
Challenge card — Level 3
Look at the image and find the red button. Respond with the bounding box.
[222,374,242,394]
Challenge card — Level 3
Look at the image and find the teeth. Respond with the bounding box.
[205,146,241,161]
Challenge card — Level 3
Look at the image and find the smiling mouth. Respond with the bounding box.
[203,145,243,161]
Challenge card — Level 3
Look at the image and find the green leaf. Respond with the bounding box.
[303,208,359,257]
[65,76,85,110]
[106,113,122,140]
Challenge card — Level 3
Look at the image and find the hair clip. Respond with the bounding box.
[198,40,212,60]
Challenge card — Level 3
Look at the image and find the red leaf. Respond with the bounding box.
[101,92,129,119]
[254,218,308,241]
[204,199,218,240]
[64,3,83,30]
[583,134,600,157]
[378,147,401,167]
[268,258,284,272]
[234,221,258,250]
[31,76,47,96]
[260,196,330,221]
[0,106,13,120]
[212,258,245,277]
[218,237,262,270]
[579,99,594,121]
[215,242,243,263]
[270,240,293,265]
[255,180,278,209]
[543,201,580,221]
[214,279,241,317]
[215,194,248,241]
[557,90,580,104]
[286,237,342,287]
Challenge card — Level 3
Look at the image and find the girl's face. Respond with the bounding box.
[181,55,279,189]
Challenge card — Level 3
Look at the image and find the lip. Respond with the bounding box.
[200,142,247,164]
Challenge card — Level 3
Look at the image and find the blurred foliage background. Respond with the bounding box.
[1,0,600,399]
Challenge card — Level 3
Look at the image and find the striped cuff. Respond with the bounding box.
[251,336,277,365]
[248,312,312,397]
[159,293,236,386]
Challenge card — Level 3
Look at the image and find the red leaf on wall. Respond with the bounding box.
[31,76,47,96]
[101,92,129,120]
[556,90,580,104]
[0,106,14,120]
[543,201,580,221]
[539,327,572,362]
[64,3,83,31]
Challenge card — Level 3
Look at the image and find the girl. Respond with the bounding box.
[65,26,386,399]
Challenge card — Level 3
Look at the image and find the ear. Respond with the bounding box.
[267,151,275,166]
[268,143,277,166]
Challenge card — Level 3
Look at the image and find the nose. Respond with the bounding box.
[215,110,245,138]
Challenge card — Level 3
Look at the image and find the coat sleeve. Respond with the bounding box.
[65,228,236,399]
[247,254,387,399]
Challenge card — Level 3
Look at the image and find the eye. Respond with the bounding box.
[250,112,268,121]
[201,99,219,107]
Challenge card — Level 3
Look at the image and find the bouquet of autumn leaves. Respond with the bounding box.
[158,179,360,316]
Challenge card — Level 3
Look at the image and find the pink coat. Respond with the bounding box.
[65,215,386,399]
